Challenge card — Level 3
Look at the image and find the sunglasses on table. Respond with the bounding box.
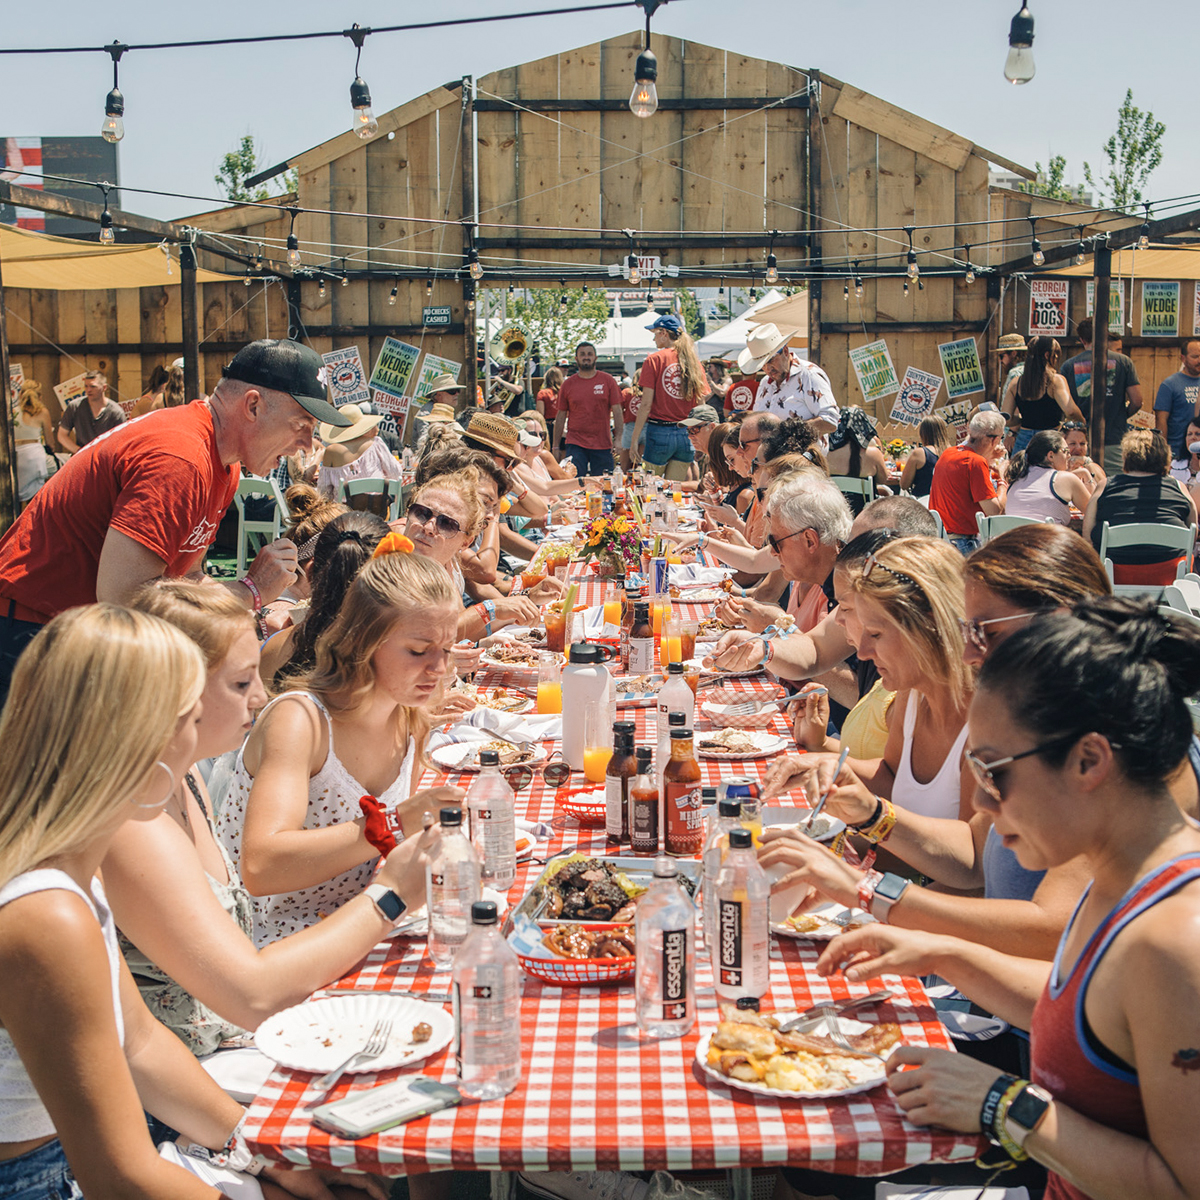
[502,756,574,791]
[406,503,462,537]
[958,611,1042,654]
[965,731,1106,804]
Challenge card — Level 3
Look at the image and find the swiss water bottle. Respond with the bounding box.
[453,901,521,1099]
[701,799,742,950]
[425,807,481,969]
[635,857,696,1039]
[711,828,770,1002]
[467,750,516,890]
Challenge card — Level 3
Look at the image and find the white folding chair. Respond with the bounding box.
[928,506,945,539]
[233,477,289,575]
[1099,521,1197,584]
[829,475,875,512]
[1112,583,1167,602]
[974,512,1044,545]
[339,476,402,521]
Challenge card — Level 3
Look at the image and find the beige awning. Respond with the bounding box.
[0,222,238,289]
[1054,247,1200,280]
[747,292,810,341]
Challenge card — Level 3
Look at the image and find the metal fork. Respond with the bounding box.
[311,1017,393,1090]
[723,696,790,717]
[814,1004,888,1065]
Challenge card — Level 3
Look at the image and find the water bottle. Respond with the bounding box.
[635,857,696,1039]
[425,807,481,968]
[453,900,521,1099]
[467,750,517,890]
[711,828,771,1002]
[656,663,695,768]
[702,799,742,950]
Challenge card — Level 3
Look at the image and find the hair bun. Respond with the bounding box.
[284,483,321,519]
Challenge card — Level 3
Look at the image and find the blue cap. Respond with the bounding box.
[646,314,683,334]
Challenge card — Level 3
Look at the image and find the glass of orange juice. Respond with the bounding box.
[536,653,562,714]
[663,617,683,665]
[683,665,701,697]
[672,489,683,505]
[582,707,612,783]
[602,584,623,630]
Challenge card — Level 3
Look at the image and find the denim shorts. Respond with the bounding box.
[0,1139,81,1200]
[643,422,694,466]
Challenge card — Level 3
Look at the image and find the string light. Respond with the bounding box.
[843,280,849,299]
[1029,216,1044,267]
[1138,203,1151,251]
[963,243,975,284]
[1072,228,1087,267]
[426,278,433,297]
[98,187,114,245]
[388,280,398,305]
[467,246,483,281]
[645,289,654,311]
[345,24,378,139]
[244,266,252,287]
[286,208,301,268]
[1004,4,1036,85]
[627,253,641,287]
[582,282,589,297]
[559,279,569,314]
[917,277,925,291]
[100,42,126,142]
[904,226,919,280]
[317,277,326,299]
[629,0,661,118]
[853,262,863,299]
[255,244,264,271]
[903,279,910,298]
[764,231,780,285]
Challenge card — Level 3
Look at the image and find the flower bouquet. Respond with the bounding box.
[885,438,908,458]
[576,514,641,577]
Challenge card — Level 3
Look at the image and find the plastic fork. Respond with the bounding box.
[312,1017,393,1090]
[723,696,790,717]
[814,1004,889,1064]
[776,989,895,1033]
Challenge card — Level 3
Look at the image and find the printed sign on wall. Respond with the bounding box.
[848,340,900,403]
[889,367,943,425]
[1141,281,1180,338]
[1028,279,1069,337]
[1085,278,1126,334]
[369,337,421,398]
[321,346,371,408]
[937,338,985,399]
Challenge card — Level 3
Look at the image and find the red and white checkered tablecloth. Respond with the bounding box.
[241,563,984,1178]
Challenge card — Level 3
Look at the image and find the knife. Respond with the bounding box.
[316,989,453,1003]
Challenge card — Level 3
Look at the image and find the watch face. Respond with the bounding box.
[876,874,909,903]
[1008,1085,1051,1130]
[376,889,406,922]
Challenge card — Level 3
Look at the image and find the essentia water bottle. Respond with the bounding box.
[467,749,516,890]
[711,828,770,1002]
[453,900,521,1099]
[701,799,742,951]
[425,807,481,968]
[635,857,696,1039]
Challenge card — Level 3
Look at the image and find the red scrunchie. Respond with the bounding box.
[359,794,403,855]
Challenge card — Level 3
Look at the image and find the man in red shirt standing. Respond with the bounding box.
[0,338,350,702]
[929,410,1009,555]
[552,342,624,476]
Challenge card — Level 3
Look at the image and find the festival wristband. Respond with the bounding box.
[859,797,898,845]
[848,796,884,832]
[979,1074,1018,1145]
[991,1080,1031,1161]
[856,869,883,914]
[239,575,263,613]
[478,599,497,624]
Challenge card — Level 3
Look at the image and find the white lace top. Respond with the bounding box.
[0,870,123,1140]
[316,438,402,499]
[215,691,415,946]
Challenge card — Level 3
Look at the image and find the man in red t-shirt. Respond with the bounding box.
[0,338,351,701]
[929,409,1009,555]
[552,342,624,476]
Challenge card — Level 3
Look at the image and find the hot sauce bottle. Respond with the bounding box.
[629,747,659,854]
[663,728,703,857]
[605,723,638,848]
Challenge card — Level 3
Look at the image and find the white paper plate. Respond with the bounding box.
[480,649,542,671]
[255,994,454,1074]
[695,731,789,760]
[676,588,727,603]
[430,742,549,773]
[771,900,878,941]
[695,1015,893,1099]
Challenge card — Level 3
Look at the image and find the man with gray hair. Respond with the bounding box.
[929,409,1008,555]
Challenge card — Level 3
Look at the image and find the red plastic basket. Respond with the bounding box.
[559,792,607,826]
[516,950,635,985]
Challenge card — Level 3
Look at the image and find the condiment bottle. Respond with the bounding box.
[711,828,770,1002]
[663,728,703,857]
[629,747,659,854]
[628,600,654,675]
[605,723,638,847]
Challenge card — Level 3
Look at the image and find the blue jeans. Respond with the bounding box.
[563,444,615,476]
[0,1139,81,1200]
[643,422,694,466]
[1012,427,1037,453]
[950,534,980,556]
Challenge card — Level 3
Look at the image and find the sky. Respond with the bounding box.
[0,0,1194,225]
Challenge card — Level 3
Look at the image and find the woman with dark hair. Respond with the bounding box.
[760,413,831,474]
[1168,415,1200,497]
[706,422,754,515]
[535,365,564,424]
[900,413,955,497]
[824,407,890,503]
[1060,420,1107,487]
[817,599,1200,1200]
[1083,428,1197,584]
[1004,428,1094,525]
[130,364,171,417]
[1002,336,1084,453]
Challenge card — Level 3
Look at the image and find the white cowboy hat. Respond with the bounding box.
[737,322,800,375]
[318,402,384,445]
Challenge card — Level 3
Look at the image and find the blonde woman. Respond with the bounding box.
[216,547,465,944]
[0,605,355,1197]
[12,381,55,503]
[631,314,712,480]
[104,582,437,1054]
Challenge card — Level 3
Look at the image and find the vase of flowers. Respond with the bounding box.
[576,514,641,577]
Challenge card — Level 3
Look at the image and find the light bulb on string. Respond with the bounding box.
[645,290,654,311]
[346,25,378,139]
[629,48,658,118]
[388,281,398,306]
[467,247,484,281]
[765,253,779,286]
[559,280,569,314]
[426,278,433,297]
[903,226,919,280]
[962,244,976,285]
[749,287,758,302]
[1004,4,1036,84]
[100,42,126,142]
[1138,204,1151,251]
[843,281,849,300]
[1072,228,1087,267]
[855,276,863,299]
[317,277,326,299]
[582,282,589,297]
[255,246,264,272]
[1028,217,1044,266]
[917,278,925,291]
[286,209,301,268]
[244,267,252,288]
[98,195,115,246]
[341,274,349,289]
[627,253,641,287]
[903,279,910,298]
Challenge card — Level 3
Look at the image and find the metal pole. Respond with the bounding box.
[180,241,201,401]
[460,75,478,417]
[1090,246,1112,460]
[0,247,17,533]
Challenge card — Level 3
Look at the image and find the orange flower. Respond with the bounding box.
[372,531,415,558]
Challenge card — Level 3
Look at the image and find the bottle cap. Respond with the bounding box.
[728,828,752,849]
[701,786,718,805]
[479,749,500,767]
[652,856,678,879]
[670,728,693,739]
[718,799,742,818]
[667,662,683,674]
[636,747,653,767]
[634,601,650,619]
[568,642,611,664]
[613,721,636,736]
[668,712,687,727]
[736,996,761,1012]
[440,806,463,826]
[471,900,499,925]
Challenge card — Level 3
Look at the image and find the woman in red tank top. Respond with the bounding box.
[813,597,1200,1199]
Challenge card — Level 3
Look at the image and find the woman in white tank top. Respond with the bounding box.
[1004,429,1094,526]
[217,544,466,944]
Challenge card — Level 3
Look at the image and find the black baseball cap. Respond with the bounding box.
[222,338,351,426]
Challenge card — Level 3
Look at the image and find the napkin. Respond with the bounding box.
[670,564,731,586]
[198,1046,277,1103]
[448,707,563,745]
[508,913,562,959]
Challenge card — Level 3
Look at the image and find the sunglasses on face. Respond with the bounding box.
[756,486,768,501]
[965,731,1094,804]
[502,757,574,791]
[766,525,810,554]
[958,611,1042,655]
[407,503,462,537]
[738,436,762,451]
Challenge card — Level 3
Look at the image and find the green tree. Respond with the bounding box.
[214,134,299,203]
[1018,155,1084,202]
[508,288,610,364]
[1084,89,1166,210]
[675,289,702,337]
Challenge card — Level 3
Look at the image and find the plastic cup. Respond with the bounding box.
[536,653,562,714]
[544,607,567,654]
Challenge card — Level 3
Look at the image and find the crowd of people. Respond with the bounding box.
[2,322,1200,1200]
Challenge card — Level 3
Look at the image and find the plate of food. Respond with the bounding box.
[695,728,789,759]
[771,900,877,941]
[686,657,764,680]
[481,644,543,670]
[615,674,663,707]
[674,587,728,604]
[697,615,735,638]
[696,1002,902,1098]
[255,994,453,1075]
[430,741,548,773]
[470,686,534,715]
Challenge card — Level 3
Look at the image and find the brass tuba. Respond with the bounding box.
[491,323,529,365]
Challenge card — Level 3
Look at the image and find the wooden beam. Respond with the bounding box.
[475,235,807,250]
[472,96,810,112]
[461,78,478,421]
[0,245,17,533]
[970,146,1036,182]
[832,85,973,173]
[180,244,201,402]
[808,72,824,366]
[819,321,990,334]
[1091,246,1112,456]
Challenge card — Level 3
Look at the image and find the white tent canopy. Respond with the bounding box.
[694,289,799,359]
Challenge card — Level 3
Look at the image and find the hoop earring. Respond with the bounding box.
[132,760,176,810]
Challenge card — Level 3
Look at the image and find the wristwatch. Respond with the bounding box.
[364,883,408,926]
[1005,1082,1053,1149]
[867,872,911,923]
